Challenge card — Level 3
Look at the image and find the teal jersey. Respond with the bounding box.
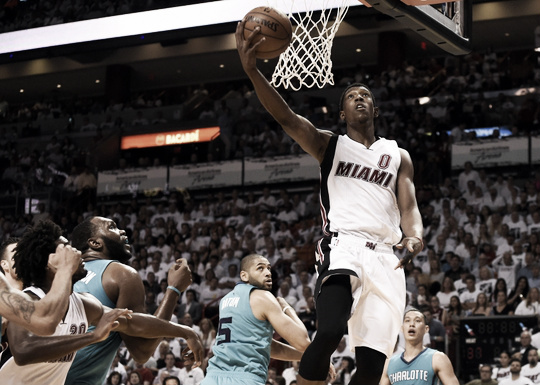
[387,348,441,385]
[204,283,273,385]
[65,259,122,385]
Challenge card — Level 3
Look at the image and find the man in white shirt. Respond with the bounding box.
[178,354,204,385]
[153,352,181,385]
[459,274,483,311]
[522,348,540,384]
[499,358,534,385]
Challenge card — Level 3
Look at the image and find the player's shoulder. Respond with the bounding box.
[103,260,140,279]
[431,349,453,368]
[249,287,275,302]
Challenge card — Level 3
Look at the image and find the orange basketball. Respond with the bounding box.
[242,6,292,60]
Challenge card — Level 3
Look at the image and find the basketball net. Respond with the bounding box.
[269,0,352,91]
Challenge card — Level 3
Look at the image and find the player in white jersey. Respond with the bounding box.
[0,238,81,336]
[236,21,423,385]
[1,287,89,384]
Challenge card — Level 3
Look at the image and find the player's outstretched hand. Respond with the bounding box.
[395,236,424,270]
[184,330,205,368]
[236,18,263,71]
[49,243,82,275]
[92,308,133,343]
[167,258,192,293]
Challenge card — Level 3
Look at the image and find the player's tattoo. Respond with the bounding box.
[0,283,36,323]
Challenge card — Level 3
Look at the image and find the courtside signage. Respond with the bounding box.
[120,126,220,149]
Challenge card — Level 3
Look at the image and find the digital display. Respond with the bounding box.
[459,316,537,380]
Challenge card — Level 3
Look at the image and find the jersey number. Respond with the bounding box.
[217,317,232,345]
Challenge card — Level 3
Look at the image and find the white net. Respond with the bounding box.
[269,0,352,91]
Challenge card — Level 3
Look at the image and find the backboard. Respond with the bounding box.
[358,0,472,55]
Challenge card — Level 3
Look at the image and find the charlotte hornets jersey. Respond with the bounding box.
[320,134,402,245]
[0,287,88,385]
[205,282,273,384]
[387,348,441,385]
[65,259,122,385]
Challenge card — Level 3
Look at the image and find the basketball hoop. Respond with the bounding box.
[269,0,352,91]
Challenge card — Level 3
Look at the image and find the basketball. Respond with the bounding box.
[242,6,292,60]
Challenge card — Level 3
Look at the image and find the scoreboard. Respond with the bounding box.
[459,315,538,380]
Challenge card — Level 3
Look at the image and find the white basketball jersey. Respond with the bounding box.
[0,287,88,385]
[320,135,402,245]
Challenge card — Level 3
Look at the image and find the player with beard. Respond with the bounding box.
[66,216,194,385]
[0,220,203,385]
[202,254,318,385]
[380,308,459,385]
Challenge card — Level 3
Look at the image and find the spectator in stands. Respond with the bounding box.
[492,290,514,316]
[493,251,520,290]
[153,352,180,385]
[458,162,480,193]
[460,274,483,312]
[464,364,498,385]
[483,187,507,214]
[493,351,512,381]
[508,276,530,310]
[515,287,540,316]
[470,292,492,316]
[420,305,446,351]
[517,331,538,366]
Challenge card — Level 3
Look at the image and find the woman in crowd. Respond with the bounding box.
[515,287,540,315]
[198,317,217,354]
[127,371,143,385]
[469,292,492,316]
[492,290,514,315]
[443,295,466,336]
[508,276,530,310]
[437,276,459,310]
[491,278,509,303]
[107,371,125,385]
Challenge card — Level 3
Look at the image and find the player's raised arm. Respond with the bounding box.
[235,19,331,163]
[0,243,81,336]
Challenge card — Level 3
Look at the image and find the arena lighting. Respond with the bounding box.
[0,0,361,55]
[120,126,221,150]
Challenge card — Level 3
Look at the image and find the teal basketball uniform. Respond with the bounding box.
[387,348,441,385]
[202,282,273,385]
[65,259,122,385]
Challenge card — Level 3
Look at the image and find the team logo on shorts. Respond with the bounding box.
[365,241,376,250]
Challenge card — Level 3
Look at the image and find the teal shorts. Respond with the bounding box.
[201,371,266,385]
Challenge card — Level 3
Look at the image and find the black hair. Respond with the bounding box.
[0,237,20,261]
[338,82,376,111]
[14,220,62,288]
[0,237,19,274]
[162,376,180,385]
[240,253,265,272]
[71,216,97,252]
[106,371,122,385]
[404,307,427,323]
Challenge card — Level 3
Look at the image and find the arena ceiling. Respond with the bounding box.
[0,0,538,104]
